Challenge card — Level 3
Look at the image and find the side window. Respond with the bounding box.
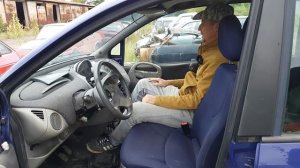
[284,1,300,133]
[123,4,251,66]
[124,12,202,65]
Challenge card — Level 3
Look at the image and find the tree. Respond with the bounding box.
[73,0,104,5]
[73,0,86,3]
[91,0,104,5]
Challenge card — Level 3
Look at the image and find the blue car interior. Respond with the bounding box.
[120,15,243,168]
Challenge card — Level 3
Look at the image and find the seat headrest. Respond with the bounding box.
[218,15,243,61]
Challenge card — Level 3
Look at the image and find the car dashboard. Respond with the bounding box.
[9,58,129,167]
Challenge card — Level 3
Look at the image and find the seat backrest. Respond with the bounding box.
[191,15,243,168]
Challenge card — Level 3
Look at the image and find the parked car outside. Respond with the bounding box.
[135,15,202,63]
[171,20,202,35]
[18,22,126,57]
[136,30,202,62]
[137,15,249,63]
[168,12,197,29]
[18,23,67,57]
[0,40,23,75]
[152,16,177,34]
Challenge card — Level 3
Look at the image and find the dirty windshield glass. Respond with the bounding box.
[45,13,142,66]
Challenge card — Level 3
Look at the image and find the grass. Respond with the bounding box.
[124,23,153,63]
[0,15,39,42]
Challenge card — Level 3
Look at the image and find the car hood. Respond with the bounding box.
[19,39,45,50]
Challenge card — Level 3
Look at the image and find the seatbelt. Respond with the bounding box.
[181,122,191,137]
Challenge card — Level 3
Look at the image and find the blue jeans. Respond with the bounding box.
[110,78,194,145]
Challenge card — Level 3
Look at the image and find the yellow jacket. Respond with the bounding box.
[153,40,229,110]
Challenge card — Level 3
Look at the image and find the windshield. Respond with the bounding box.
[45,14,143,66]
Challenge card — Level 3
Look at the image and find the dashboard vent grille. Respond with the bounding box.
[31,110,44,120]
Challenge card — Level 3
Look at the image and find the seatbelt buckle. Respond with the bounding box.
[189,59,199,73]
[181,122,191,137]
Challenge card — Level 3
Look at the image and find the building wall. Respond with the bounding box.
[27,1,38,24]
[46,3,54,23]
[0,0,92,27]
[71,5,86,19]
[59,3,71,22]
[36,3,47,25]
[0,0,7,23]
[3,0,17,23]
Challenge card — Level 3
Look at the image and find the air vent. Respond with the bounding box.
[31,110,44,119]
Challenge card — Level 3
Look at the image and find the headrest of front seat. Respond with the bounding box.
[218,15,243,61]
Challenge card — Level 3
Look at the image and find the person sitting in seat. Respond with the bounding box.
[86,3,234,153]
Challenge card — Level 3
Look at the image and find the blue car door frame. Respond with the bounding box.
[0,89,19,167]
[218,0,300,167]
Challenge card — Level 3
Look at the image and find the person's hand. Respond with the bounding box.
[142,94,156,104]
[148,78,169,87]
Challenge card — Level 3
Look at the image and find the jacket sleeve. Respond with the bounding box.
[153,63,219,110]
[167,79,184,88]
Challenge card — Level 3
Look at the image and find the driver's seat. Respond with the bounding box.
[120,15,243,168]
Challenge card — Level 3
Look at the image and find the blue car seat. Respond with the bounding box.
[120,15,243,168]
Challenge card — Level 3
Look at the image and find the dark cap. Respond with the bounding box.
[193,3,234,21]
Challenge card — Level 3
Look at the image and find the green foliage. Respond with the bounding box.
[125,24,153,63]
[30,19,40,36]
[185,7,205,13]
[232,3,250,16]
[0,16,6,32]
[73,0,86,3]
[6,14,25,39]
[92,0,104,5]
[72,0,104,5]
[185,3,250,16]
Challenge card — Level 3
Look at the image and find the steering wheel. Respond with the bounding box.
[93,60,132,119]
[128,62,162,84]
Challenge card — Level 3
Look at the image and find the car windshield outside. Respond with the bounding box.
[0,42,11,55]
[36,23,67,40]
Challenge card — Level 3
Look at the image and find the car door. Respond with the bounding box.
[217,0,300,167]
[0,89,19,167]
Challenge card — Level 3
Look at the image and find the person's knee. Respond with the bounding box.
[136,78,150,86]
[129,102,149,124]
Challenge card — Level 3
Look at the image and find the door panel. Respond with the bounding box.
[159,63,190,80]
[255,143,300,167]
[0,145,19,167]
[125,62,190,91]
[124,62,189,79]
[0,89,18,167]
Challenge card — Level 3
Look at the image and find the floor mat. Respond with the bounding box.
[40,126,120,168]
